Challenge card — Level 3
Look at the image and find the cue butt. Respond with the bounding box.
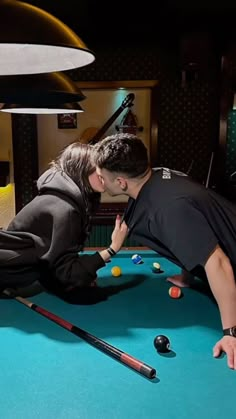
[72,325,156,379]
[3,289,157,380]
[120,353,156,379]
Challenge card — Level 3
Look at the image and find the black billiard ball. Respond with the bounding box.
[153,335,170,353]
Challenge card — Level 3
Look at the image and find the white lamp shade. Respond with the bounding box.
[0,0,95,75]
[0,101,84,114]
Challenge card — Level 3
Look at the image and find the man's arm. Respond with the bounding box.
[205,245,236,369]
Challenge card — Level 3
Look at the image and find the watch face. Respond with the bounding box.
[232,327,236,337]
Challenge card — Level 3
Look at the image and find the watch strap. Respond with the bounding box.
[223,326,236,337]
[107,246,116,257]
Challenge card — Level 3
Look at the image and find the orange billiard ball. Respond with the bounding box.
[111,266,122,277]
[168,286,182,299]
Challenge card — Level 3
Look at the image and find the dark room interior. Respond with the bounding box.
[1,2,236,418]
[12,1,236,212]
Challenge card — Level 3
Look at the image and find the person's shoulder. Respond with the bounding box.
[146,169,162,184]
[147,168,188,189]
[150,167,189,182]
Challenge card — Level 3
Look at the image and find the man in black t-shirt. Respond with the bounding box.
[93,133,236,370]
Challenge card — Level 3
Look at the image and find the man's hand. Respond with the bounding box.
[213,336,236,369]
[204,245,236,370]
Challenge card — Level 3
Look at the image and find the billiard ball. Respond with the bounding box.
[152,262,161,273]
[153,335,170,353]
[111,266,122,277]
[169,286,182,299]
[131,254,142,264]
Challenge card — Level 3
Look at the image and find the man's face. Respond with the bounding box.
[96,167,124,196]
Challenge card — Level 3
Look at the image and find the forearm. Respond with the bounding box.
[98,240,123,263]
[98,215,128,263]
[99,247,114,263]
[205,250,236,329]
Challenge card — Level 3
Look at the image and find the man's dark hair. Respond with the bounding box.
[93,133,149,178]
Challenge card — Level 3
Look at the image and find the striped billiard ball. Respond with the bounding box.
[131,254,142,265]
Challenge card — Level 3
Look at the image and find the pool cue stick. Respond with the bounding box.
[205,152,214,188]
[186,159,194,175]
[3,289,156,380]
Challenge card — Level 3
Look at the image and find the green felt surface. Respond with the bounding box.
[0,250,235,419]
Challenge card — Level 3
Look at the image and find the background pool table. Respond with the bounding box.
[0,249,235,419]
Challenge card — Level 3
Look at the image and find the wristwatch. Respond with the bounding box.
[223,326,236,337]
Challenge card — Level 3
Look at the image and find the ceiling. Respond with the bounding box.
[22,0,236,49]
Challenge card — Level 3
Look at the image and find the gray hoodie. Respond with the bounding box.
[0,169,104,289]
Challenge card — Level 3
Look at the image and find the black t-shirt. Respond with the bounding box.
[124,168,236,276]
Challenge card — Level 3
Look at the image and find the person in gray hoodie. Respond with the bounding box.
[0,142,127,303]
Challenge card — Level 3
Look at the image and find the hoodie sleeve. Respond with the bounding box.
[41,207,105,288]
[52,250,105,288]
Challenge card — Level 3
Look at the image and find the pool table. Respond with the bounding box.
[1,249,235,419]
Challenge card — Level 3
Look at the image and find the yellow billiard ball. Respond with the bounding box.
[111,266,122,277]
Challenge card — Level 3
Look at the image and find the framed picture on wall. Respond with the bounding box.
[75,80,159,224]
[57,113,77,129]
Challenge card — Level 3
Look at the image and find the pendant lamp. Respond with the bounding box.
[0,0,95,75]
[0,101,84,114]
[0,72,86,104]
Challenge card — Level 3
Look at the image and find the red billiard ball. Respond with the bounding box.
[169,286,182,299]
[153,335,170,353]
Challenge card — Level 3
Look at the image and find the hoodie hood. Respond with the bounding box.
[37,168,84,205]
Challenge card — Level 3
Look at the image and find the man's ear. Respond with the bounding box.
[117,176,128,191]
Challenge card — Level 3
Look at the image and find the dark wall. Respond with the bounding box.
[70,40,221,184]
[12,36,223,211]
[12,114,38,212]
